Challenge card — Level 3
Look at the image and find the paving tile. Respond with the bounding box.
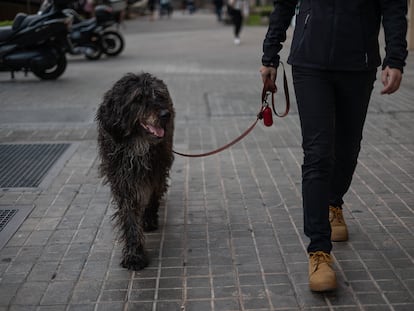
[215,298,240,310]
[355,292,387,305]
[13,281,48,305]
[129,289,155,301]
[67,304,96,311]
[96,302,125,311]
[187,287,212,299]
[37,306,67,311]
[157,288,183,300]
[185,300,211,311]
[0,283,20,306]
[41,280,76,305]
[71,280,102,304]
[99,290,127,302]
[27,261,59,282]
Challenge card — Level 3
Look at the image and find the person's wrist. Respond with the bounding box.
[262,62,277,68]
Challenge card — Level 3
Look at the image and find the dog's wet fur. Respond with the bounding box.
[96,72,174,270]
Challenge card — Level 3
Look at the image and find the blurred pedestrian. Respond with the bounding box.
[260,0,407,292]
[186,0,196,14]
[147,0,156,21]
[159,0,172,18]
[83,0,95,18]
[213,0,224,22]
[227,0,249,45]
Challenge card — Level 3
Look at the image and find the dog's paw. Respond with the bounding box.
[121,253,149,271]
[143,218,158,232]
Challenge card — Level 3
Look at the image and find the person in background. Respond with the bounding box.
[83,0,95,18]
[147,0,156,21]
[187,0,196,14]
[227,0,248,45]
[260,0,407,292]
[159,0,172,18]
[213,0,224,22]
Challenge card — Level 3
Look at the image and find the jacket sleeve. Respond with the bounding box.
[380,0,408,72]
[262,0,297,68]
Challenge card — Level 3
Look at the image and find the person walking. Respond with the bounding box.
[260,0,407,292]
[147,0,156,21]
[213,0,224,22]
[227,0,249,45]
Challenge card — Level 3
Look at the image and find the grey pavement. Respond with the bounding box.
[0,11,413,311]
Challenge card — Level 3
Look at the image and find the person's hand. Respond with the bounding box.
[381,66,402,95]
[260,65,277,85]
[260,65,278,95]
[260,66,277,83]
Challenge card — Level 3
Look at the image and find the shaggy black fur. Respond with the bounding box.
[96,72,174,270]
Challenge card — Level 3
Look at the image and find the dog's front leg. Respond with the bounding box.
[113,199,148,271]
[143,192,161,232]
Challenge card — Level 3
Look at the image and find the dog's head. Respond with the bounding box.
[96,72,174,144]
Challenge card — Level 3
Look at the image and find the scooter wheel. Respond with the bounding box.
[102,31,124,57]
[32,52,67,80]
[84,45,103,60]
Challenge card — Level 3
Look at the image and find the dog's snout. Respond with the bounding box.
[159,109,171,120]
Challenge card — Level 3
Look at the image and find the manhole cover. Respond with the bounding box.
[0,205,34,250]
[0,143,71,188]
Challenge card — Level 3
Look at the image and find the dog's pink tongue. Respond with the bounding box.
[147,125,165,137]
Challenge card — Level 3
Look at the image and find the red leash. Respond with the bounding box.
[173,63,290,158]
[172,117,261,158]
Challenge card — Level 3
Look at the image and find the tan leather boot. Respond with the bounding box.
[309,251,337,292]
[329,206,348,241]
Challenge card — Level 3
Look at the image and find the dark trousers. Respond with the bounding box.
[292,66,376,253]
[231,8,243,37]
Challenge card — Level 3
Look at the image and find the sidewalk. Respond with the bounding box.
[0,12,413,311]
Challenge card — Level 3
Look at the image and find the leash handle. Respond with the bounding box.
[261,61,290,118]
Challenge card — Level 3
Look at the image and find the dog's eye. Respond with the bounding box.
[159,109,170,119]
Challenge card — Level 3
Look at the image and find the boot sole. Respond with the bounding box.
[309,282,337,292]
[331,228,348,242]
[331,235,348,242]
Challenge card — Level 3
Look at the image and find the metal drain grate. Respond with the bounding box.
[0,143,70,188]
[0,205,34,250]
[0,209,18,232]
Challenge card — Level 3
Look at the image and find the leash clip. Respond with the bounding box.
[258,95,268,120]
[262,91,271,108]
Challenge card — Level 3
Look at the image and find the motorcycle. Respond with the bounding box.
[0,0,73,80]
[39,1,125,60]
[65,5,125,60]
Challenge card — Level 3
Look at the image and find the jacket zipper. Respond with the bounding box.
[328,1,338,66]
[304,13,310,27]
[361,14,369,68]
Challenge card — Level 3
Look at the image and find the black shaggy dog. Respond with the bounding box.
[96,72,174,270]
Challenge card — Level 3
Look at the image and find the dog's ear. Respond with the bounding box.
[96,85,131,142]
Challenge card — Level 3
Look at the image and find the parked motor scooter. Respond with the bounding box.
[62,5,125,60]
[39,0,125,61]
[0,0,73,80]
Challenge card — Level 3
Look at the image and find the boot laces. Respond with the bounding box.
[309,251,332,272]
[329,206,345,224]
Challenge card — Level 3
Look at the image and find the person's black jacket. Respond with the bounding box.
[262,0,408,72]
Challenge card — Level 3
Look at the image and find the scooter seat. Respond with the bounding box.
[0,26,13,42]
[12,13,27,31]
[12,13,42,32]
[72,18,96,31]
